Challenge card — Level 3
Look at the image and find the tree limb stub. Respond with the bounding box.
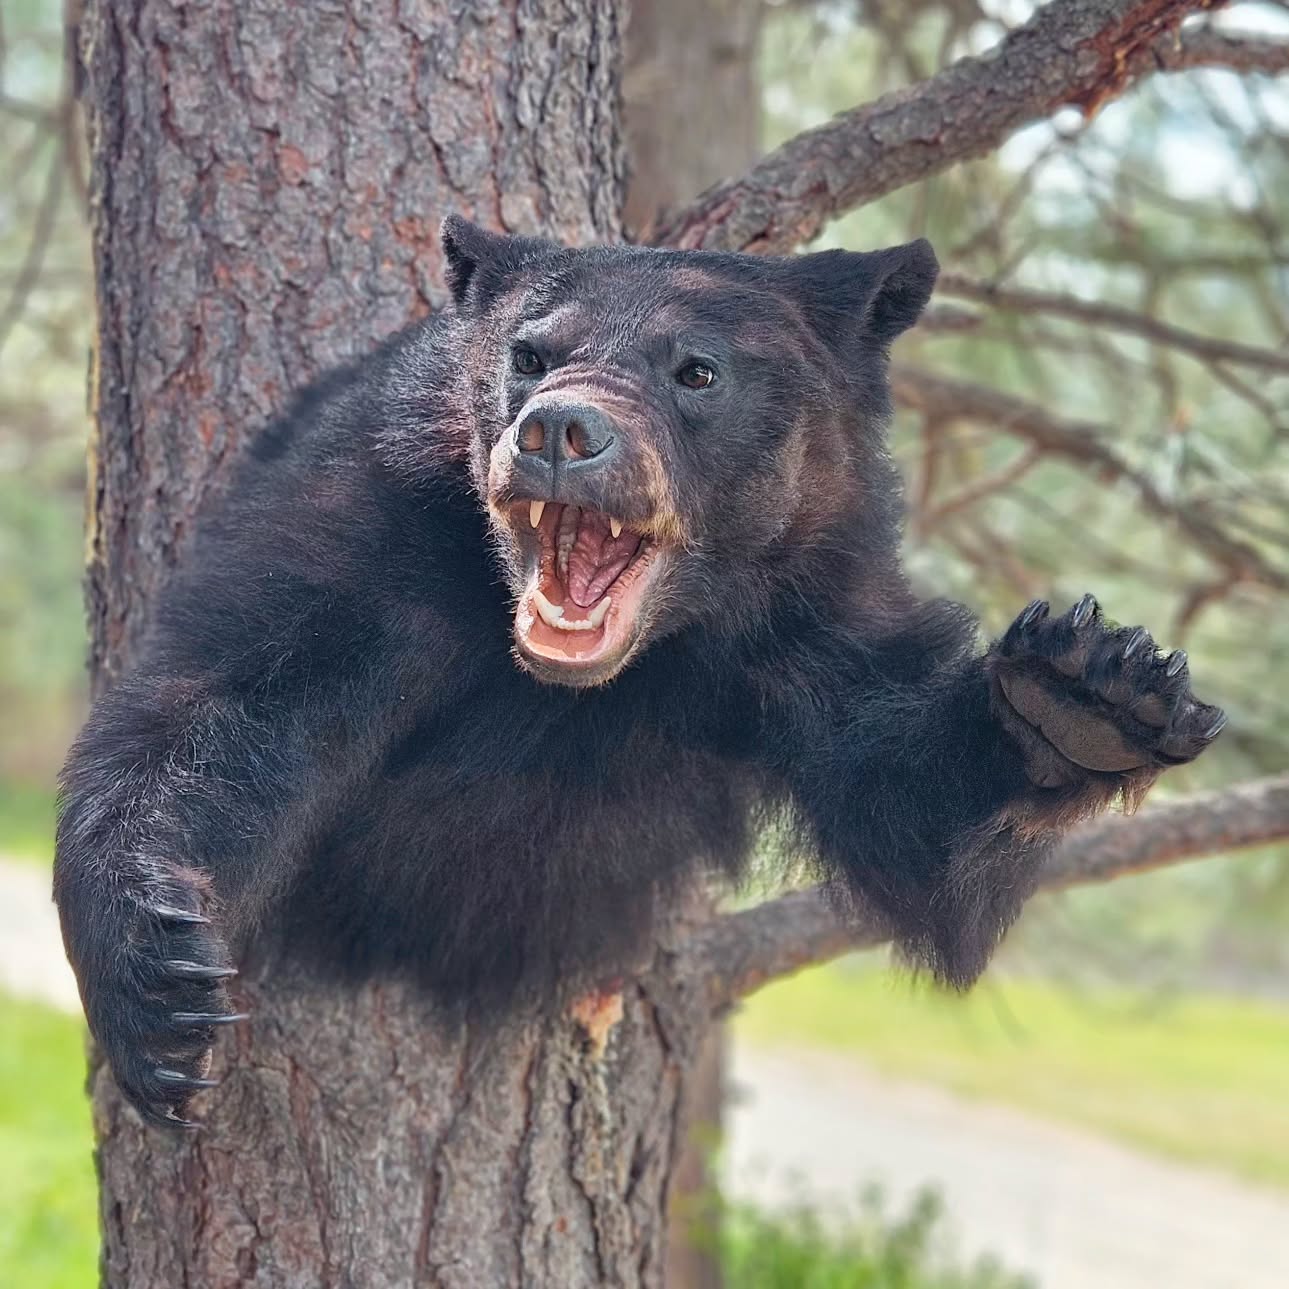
[687,773,1289,1010]
[652,0,1230,254]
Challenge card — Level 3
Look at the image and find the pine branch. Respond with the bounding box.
[1154,24,1289,76]
[686,773,1289,1011]
[653,0,1232,253]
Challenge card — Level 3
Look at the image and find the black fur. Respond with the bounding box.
[55,222,1223,1126]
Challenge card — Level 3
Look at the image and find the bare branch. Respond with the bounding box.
[936,273,1289,374]
[690,774,1289,1010]
[653,0,1232,253]
[890,364,1289,593]
[1154,24,1289,76]
[919,444,1043,532]
[0,151,64,364]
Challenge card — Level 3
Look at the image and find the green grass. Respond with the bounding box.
[0,781,56,865]
[715,1186,1033,1289]
[9,967,1282,1285]
[1,989,1034,1289]
[0,992,96,1289]
[735,961,1289,1191]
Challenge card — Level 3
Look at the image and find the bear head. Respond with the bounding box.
[396,217,937,687]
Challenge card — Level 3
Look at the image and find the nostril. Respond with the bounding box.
[517,419,545,453]
[566,421,612,460]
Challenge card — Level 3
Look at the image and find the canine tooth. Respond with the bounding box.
[610,517,623,539]
[529,500,546,529]
[532,587,564,628]
[587,596,611,628]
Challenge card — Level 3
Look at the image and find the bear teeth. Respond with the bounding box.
[529,500,546,529]
[533,586,611,632]
[610,517,623,539]
[556,506,579,582]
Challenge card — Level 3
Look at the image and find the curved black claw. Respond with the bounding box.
[1019,599,1049,629]
[1071,593,1098,629]
[165,959,238,980]
[150,902,211,925]
[1166,649,1188,678]
[172,1010,249,1026]
[1203,712,1228,740]
[1123,627,1149,659]
[160,1110,202,1131]
[154,1067,220,1090]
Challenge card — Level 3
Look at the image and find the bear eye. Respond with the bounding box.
[513,347,545,377]
[677,361,716,390]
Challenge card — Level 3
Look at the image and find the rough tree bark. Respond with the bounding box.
[77,0,1289,1286]
[653,0,1230,253]
[79,3,709,1286]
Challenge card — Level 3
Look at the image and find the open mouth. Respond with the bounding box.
[508,500,666,681]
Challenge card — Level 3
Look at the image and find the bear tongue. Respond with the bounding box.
[566,511,638,608]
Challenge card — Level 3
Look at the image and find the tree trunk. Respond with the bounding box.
[622,0,762,239]
[621,5,764,1285]
[84,0,623,690]
[78,2,729,1285]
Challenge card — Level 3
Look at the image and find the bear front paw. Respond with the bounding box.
[989,594,1226,790]
[85,892,245,1129]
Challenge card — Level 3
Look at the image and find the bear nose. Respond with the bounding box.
[513,401,618,482]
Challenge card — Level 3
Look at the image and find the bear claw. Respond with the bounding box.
[1018,599,1049,629]
[81,888,242,1127]
[164,960,237,980]
[1071,593,1098,629]
[1122,627,1149,658]
[171,1010,248,1026]
[150,902,211,925]
[154,1068,220,1089]
[993,596,1225,781]
[1203,712,1228,740]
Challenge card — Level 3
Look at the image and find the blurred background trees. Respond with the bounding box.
[0,0,87,779]
[0,1,1287,1283]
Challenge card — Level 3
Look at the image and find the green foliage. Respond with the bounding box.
[0,992,96,1289]
[736,959,1289,1190]
[0,780,56,864]
[716,1185,1034,1289]
[0,2,91,783]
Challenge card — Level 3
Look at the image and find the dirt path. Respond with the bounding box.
[0,857,79,1011]
[5,856,1287,1288]
[726,1043,1289,1289]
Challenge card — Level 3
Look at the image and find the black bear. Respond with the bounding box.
[54,218,1225,1126]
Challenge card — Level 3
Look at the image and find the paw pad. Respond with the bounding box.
[994,595,1225,778]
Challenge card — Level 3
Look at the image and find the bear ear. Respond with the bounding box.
[439,215,561,311]
[789,239,939,347]
[440,215,505,304]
